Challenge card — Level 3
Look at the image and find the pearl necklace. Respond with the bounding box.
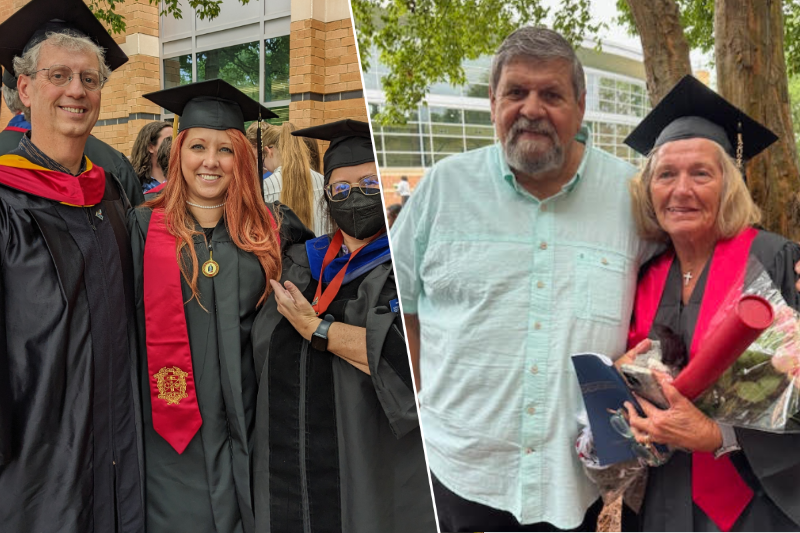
[186,200,225,209]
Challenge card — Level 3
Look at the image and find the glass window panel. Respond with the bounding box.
[421,152,435,166]
[197,41,260,101]
[464,83,489,98]
[264,36,290,102]
[429,82,461,96]
[385,152,422,167]
[464,124,494,137]
[464,109,492,125]
[384,135,421,152]
[163,55,192,89]
[430,123,462,136]
[433,152,455,163]
[265,105,290,125]
[432,136,464,152]
[384,123,418,135]
[466,137,495,150]
[429,107,463,124]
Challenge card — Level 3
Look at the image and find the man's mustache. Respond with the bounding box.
[509,118,558,144]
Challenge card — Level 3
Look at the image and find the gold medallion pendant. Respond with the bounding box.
[203,249,219,277]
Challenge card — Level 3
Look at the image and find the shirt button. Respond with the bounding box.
[530,365,539,374]
[525,447,534,454]
[536,281,544,289]
[533,322,541,330]
[539,241,548,250]
[527,406,536,415]
[601,257,609,265]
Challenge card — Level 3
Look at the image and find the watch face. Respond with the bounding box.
[310,334,327,352]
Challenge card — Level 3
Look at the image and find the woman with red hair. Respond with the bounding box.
[129,80,283,533]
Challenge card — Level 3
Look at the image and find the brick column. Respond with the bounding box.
[289,0,367,144]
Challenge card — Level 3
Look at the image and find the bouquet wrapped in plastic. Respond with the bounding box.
[625,257,800,433]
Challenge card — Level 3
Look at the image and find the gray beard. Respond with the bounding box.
[503,135,565,177]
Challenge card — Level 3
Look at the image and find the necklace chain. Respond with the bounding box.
[186,200,225,209]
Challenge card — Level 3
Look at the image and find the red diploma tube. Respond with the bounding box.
[672,295,774,400]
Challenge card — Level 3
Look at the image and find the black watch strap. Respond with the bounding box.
[310,314,335,351]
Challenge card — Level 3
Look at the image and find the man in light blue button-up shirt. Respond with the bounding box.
[391,27,653,531]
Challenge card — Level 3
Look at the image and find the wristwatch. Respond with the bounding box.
[713,423,741,459]
[310,314,335,351]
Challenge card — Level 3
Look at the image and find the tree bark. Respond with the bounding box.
[625,0,692,104]
[716,0,800,240]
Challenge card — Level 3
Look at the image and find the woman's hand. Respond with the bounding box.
[614,338,652,370]
[270,279,320,341]
[624,372,722,453]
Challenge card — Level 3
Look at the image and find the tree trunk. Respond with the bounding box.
[716,0,800,240]
[625,0,692,104]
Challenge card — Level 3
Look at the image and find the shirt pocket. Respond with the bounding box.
[573,248,630,325]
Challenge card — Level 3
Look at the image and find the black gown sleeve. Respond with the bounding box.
[268,201,315,252]
[736,234,800,526]
[0,203,9,465]
[364,268,419,439]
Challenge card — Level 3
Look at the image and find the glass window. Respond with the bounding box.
[465,83,489,98]
[429,107,463,124]
[464,124,494,138]
[385,152,422,167]
[264,36,290,102]
[197,41,260,101]
[432,136,464,152]
[430,123,462,136]
[265,105,290,125]
[464,109,492,126]
[466,137,495,151]
[384,135,421,152]
[163,55,192,89]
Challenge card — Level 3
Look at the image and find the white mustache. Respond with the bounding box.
[510,118,557,143]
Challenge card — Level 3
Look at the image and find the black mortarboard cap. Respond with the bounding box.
[143,79,277,133]
[1,68,15,90]
[624,75,777,161]
[291,119,374,178]
[0,0,128,74]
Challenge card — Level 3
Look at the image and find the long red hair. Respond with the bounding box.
[144,128,281,305]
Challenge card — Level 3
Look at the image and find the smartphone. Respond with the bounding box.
[620,365,669,409]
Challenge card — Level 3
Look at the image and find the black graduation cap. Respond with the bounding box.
[292,119,374,178]
[0,0,128,74]
[624,75,777,161]
[1,68,15,90]
[143,79,277,133]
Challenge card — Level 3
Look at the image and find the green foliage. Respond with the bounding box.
[789,75,800,154]
[197,41,260,100]
[352,0,604,125]
[88,0,252,34]
[616,0,800,74]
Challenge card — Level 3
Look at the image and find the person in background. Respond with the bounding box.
[0,0,144,530]
[251,119,436,533]
[303,135,321,173]
[386,202,402,228]
[396,175,411,205]
[156,134,171,178]
[132,79,282,533]
[0,67,31,150]
[132,120,173,194]
[261,121,327,236]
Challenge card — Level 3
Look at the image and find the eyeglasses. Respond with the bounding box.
[325,175,381,202]
[608,408,668,466]
[32,65,106,91]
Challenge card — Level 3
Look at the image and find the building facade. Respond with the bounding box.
[367,40,651,205]
[0,0,367,158]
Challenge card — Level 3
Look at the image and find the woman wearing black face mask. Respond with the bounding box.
[250,120,436,533]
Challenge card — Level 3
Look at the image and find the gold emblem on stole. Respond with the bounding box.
[154,366,189,405]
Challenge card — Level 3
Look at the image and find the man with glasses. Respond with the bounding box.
[0,0,144,531]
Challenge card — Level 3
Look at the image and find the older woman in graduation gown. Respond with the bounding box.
[621,76,800,532]
[128,80,282,533]
[251,119,437,533]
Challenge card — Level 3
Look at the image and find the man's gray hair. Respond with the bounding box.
[13,32,111,121]
[2,86,25,115]
[491,26,586,101]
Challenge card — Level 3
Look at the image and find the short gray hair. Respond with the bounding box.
[2,86,25,114]
[13,32,111,121]
[491,26,586,101]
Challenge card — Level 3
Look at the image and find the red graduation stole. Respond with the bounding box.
[3,126,27,133]
[0,154,106,206]
[143,209,202,454]
[629,228,758,532]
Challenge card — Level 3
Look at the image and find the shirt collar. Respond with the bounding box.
[19,132,87,176]
[498,125,593,199]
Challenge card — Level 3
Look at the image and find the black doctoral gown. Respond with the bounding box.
[251,238,437,533]
[129,207,266,533]
[0,128,145,206]
[640,230,800,532]
[0,156,145,532]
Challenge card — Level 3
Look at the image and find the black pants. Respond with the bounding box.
[431,474,603,532]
